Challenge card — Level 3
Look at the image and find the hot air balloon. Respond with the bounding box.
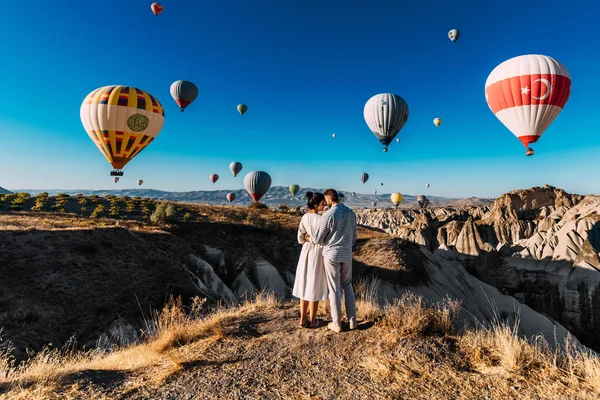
[210,174,219,184]
[237,104,248,115]
[339,193,345,203]
[485,54,571,156]
[433,118,442,127]
[351,192,356,197]
[114,177,120,183]
[151,3,163,16]
[417,195,429,209]
[229,161,243,177]
[448,29,460,42]
[374,190,378,195]
[364,93,409,152]
[332,133,337,138]
[170,80,198,112]
[80,86,165,176]
[372,201,377,208]
[138,179,144,186]
[396,138,400,143]
[244,171,272,202]
[391,192,403,207]
[381,183,384,186]
[360,173,369,184]
[226,192,236,203]
[289,184,300,197]
[426,183,430,188]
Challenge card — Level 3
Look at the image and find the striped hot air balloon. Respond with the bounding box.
[170,80,198,112]
[364,93,409,152]
[209,174,219,184]
[244,171,271,202]
[229,161,243,177]
[485,54,571,156]
[80,85,165,176]
[360,173,369,184]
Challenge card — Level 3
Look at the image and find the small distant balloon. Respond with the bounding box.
[114,177,120,183]
[210,174,219,184]
[351,192,356,197]
[244,171,272,202]
[360,173,369,184]
[448,29,460,42]
[332,133,336,138]
[230,161,243,177]
[151,3,163,16]
[170,80,198,112]
[289,184,300,197]
[433,118,442,127]
[237,104,248,115]
[226,192,236,203]
[391,192,403,206]
[138,179,144,186]
[374,190,377,195]
[396,138,400,143]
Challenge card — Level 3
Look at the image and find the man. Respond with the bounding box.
[310,189,357,333]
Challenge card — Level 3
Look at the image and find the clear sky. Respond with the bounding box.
[0,0,598,198]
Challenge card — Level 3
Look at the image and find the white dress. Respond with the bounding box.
[293,213,329,301]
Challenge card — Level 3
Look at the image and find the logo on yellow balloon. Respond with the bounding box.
[127,114,150,132]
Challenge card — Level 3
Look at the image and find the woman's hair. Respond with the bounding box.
[305,191,324,210]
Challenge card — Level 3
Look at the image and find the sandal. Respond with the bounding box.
[309,318,325,329]
[299,318,309,328]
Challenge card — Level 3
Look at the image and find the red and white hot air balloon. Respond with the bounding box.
[138,179,144,186]
[113,177,119,183]
[151,3,163,16]
[209,174,219,184]
[226,192,236,203]
[485,54,571,156]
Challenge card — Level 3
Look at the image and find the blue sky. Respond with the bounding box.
[0,0,598,198]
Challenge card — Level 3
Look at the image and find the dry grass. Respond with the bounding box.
[1,287,599,399]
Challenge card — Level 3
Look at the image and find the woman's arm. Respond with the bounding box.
[297,217,307,244]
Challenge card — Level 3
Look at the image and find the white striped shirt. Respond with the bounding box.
[313,203,357,262]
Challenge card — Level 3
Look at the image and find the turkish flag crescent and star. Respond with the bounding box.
[485,74,571,115]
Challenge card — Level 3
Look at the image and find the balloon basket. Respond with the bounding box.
[110,170,124,176]
[526,148,534,156]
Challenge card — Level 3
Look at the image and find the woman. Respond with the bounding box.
[293,191,328,328]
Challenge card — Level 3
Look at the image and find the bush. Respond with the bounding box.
[248,202,269,211]
[125,201,137,213]
[183,212,192,222]
[91,204,105,219]
[150,202,176,226]
[278,204,290,213]
[109,205,120,217]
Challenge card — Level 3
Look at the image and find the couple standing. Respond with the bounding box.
[293,188,357,333]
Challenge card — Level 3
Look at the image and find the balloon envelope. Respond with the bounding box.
[364,93,409,150]
[226,192,236,202]
[244,171,272,202]
[289,184,300,197]
[448,29,460,42]
[209,174,219,184]
[138,180,143,186]
[391,192,403,206]
[114,177,119,183]
[170,80,198,111]
[237,104,248,115]
[485,54,571,153]
[360,173,369,184]
[80,85,165,173]
[433,118,442,127]
[151,3,163,15]
[229,161,243,177]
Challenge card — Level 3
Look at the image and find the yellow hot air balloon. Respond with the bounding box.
[80,85,165,176]
[391,192,403,206]
[433,118,442,127]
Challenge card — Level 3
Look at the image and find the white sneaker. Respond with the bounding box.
[328,322,342,333]
[349,318,357,330]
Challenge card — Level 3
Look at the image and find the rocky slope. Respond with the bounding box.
[0,196,581,364]
[356,185,600,350]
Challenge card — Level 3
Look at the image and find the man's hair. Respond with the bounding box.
[324,189,339,202]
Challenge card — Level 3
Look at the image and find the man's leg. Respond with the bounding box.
[340,261,357,325]
[324,258,342,327]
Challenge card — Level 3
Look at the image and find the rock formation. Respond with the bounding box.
[356,185,600,350]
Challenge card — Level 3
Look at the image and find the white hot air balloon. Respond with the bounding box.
[485,54,571,156]
[448,29,460,42]
[332,133,336,138]
[364,93,409,152]
[426,183,430,188]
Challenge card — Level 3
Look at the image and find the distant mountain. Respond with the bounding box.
[12,186,493,208]
[0,187,12,194]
